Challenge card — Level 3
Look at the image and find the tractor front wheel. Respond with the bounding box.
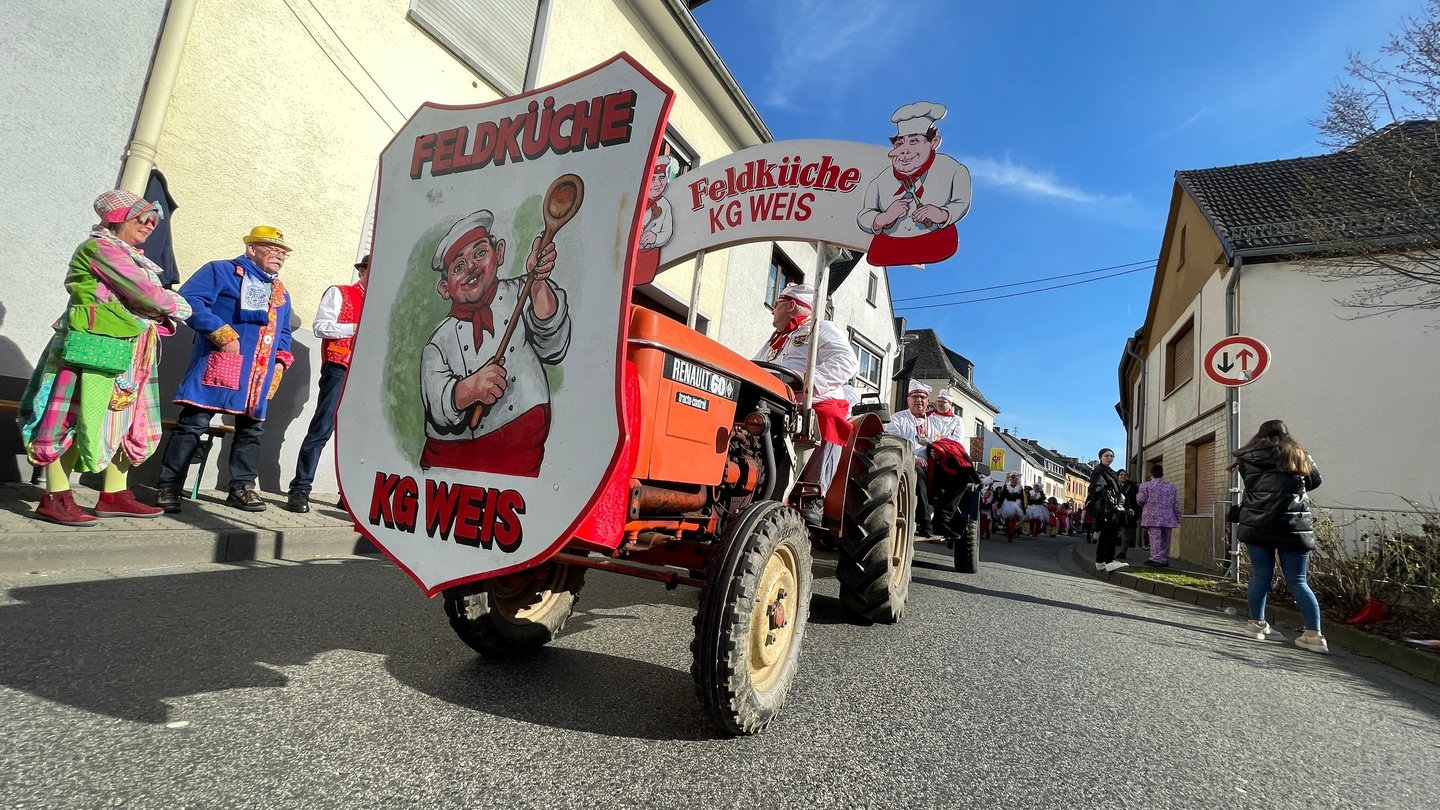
[442,562,585,659]
[692,501,813,735]
[838,433,917,623]
[954,514,980,574]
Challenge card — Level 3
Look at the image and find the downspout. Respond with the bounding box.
[118,0,199,194]
[1224,254,1244,579]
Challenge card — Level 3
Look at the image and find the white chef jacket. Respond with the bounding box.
[753,317,859,403]
[421,277,571,439]
[857,153,972,238]
[640,197,673,248]
[927,410,965,443]
[884,409,932,466]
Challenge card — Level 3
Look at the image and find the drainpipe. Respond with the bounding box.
[1223,254,1244,579]
[118,0,199,194]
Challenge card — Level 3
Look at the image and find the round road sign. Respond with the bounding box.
[1203,335,1271,387]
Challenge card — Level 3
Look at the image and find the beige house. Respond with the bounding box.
[1119,122,1440,565]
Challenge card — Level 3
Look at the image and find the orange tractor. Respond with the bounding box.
[440,300,922,735]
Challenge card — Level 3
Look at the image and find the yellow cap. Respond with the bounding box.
[242,226,292,252]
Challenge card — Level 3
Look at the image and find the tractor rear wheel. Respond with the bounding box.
[838,433,917,623]
[692,501,812,736]
[442,562,585,659]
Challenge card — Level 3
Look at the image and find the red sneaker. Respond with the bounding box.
[35,491,100,527]
[95,490,164,519]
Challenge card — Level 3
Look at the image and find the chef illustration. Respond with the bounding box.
[857,101,972,266]
[635,154,677,284]
[420,209,572,477]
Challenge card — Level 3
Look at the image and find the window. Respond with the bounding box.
[975,419,984,438]
[409,0,543,96]
[866,271,878,306]
[660,129,698,175]
[765,249,802,308]
[1164,319,1194,394]
[851,336,883,391]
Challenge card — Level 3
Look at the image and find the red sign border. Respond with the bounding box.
[1203,335,1271,387]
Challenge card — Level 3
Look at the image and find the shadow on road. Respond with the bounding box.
[0,560,721,741]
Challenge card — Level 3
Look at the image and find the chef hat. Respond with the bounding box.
[654,154,679,180]
[433,210,495,271]
[892,101,947,137]
[907,379,931,396]
[777,282,814,309]
[935,387,959,403]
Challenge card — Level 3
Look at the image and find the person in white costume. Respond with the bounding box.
[419,209,571,478]
[755,282,859,526]
[995,472,1026,541]
[927,387,965,443]
[885,379,935,536]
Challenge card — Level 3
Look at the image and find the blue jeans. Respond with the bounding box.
[287,361,347,494]
[157,405,265,492]
[1246,544,1323,633]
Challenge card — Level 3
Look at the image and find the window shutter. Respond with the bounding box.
[1194,439,1216,514]
[1173,324,1194,387]
[409,0,540,95]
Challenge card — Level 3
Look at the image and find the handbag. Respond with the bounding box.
[62,329,134,375]
[1226,504,1242,523]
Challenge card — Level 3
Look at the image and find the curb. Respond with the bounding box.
[0,526,377,576]
[1070,544,1440,688]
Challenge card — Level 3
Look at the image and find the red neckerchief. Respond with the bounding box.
[450,282,499,345]
[767,313,809,352]
[647,200,663,220]
[894,150,938,197]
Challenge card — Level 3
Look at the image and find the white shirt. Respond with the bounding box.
[640,197,673,248]
[857,153,971,238]
[312,285,356,339]
[753,317,859,402]
[420,277,571,439]
[885,409,932,466]
[927,410,964,443]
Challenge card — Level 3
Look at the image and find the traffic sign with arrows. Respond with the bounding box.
[1203,335,1271,387]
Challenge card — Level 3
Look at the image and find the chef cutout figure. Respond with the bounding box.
[857,101,972,267]
[634,154,677,285]
[419,208,572,477]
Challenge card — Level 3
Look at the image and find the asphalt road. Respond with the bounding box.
[1,536,1435,809]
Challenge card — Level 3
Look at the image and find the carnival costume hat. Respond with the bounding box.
[777,282,815,309]
[94,189,163,226]
[936,387,959,403]
[907,379,932,396]
[433,210,495,271]
[354,254,371,270]
[892,101,946,137]
[242,226,292,252]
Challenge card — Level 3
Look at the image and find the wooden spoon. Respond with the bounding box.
[469,173,585,429]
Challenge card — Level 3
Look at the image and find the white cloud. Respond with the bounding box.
[759,0,903,109]
[960,154,1130,207]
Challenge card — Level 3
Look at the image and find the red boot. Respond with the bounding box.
[35,491,99,527]
[1345,598,1388,625]
[95,490,164,519]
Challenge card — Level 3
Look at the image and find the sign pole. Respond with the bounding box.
[685,250,706,329]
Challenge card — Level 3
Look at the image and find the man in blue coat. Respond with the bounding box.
[154,226,295,513]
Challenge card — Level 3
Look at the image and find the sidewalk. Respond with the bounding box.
[0,481,374,575]
[1069,539,1440,688]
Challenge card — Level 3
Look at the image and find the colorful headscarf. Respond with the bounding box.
[93,189,163,225]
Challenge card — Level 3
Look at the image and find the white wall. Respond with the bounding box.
[1238,261,1440,510]
[0,3,167,377]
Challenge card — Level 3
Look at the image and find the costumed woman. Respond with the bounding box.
[20,190,192,525]
[1025,482,1049,537]
[995,472,1025,541]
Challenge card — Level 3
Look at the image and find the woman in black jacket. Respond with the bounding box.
[1232,419,1327,653]
[1085,448,1125,571]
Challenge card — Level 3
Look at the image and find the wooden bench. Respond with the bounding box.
[1,398,233,499]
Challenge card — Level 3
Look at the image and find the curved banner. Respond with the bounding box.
[336,54,674,595]
[646,105,971,278]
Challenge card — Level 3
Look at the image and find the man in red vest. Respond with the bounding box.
[284,254,369,513]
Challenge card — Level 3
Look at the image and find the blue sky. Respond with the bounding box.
[692,0,1424,461]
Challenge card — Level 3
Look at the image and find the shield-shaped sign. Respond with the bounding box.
[336,55,674,595]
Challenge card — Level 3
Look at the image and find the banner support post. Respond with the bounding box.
[685,250,706,329]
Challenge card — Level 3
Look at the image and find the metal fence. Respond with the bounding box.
[1170,500,1438,590]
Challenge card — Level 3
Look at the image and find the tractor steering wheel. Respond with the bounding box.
[754,362,805,396]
